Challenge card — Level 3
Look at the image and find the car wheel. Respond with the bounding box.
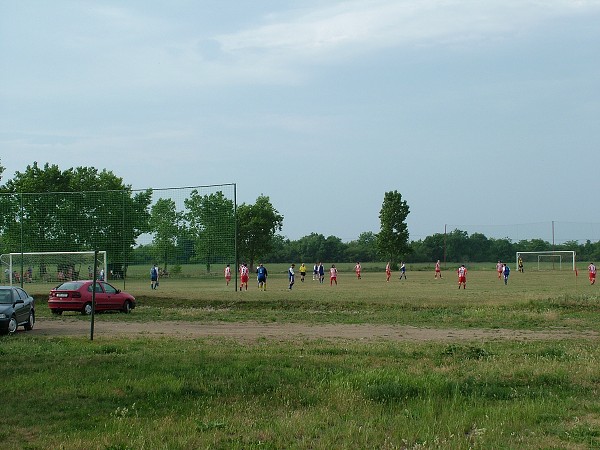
[24,311,35,331]
[122,301,132,314]
[82,303,93,315]
[7,316,18,335]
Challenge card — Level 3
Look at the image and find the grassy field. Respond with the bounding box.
[3,265,600,449]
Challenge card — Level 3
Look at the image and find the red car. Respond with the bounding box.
[48,280,136,315]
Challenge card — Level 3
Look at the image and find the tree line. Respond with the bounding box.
[2,161,599,273]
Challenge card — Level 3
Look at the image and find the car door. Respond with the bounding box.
[100,282,120,310]
[89,282,108,311]
[13,288,28,323]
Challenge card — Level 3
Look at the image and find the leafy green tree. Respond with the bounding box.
[376,190,410,263]
[184,190,235,272]
[469,232,491,262]
[489,238,515,263]
[0,162,152,273]
[516,239,551,252]
[346,231,379,262]
[294,233,327,262]
[150,198,182,271]
[237,195,283,269]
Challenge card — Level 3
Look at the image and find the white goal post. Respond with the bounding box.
[1,251,107,286]
[516,251,576,271]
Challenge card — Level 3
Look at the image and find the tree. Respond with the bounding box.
[184,190,235,272]
[149,198,182,271]
[346,231,379,262]
[376,190,410,263]
[0,162,152,273]
[237,195,283,269]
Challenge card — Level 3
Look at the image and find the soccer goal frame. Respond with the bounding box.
[516,251,576,271]
[1,251,107,286]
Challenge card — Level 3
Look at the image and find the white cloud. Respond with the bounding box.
[215,0,600,63]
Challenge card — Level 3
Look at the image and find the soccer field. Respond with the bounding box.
[4,264,600,449]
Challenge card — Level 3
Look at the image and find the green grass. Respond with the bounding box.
[29,267,600,331]
[3,265,600,449]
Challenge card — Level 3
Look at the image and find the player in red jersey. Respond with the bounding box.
[435,260,442,279]
[457,264,467,289]
[496,261,503,279]
[354,262,362,279]
[239,263,249,291]
[589,262,597,285]
[224,264,231,286]
[330,264,338,286]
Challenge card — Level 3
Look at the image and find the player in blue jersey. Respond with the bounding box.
[288,264,295,290]
[257,263,268,291]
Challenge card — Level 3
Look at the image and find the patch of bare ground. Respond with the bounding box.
[26,318,600,342]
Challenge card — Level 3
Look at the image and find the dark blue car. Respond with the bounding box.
[0,286,35,335]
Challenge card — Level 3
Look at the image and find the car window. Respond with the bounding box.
[0,289,13,304]
[16,288,29,300]
[87,283,104,293]
[102,283,117,294]
[56,282,84,291]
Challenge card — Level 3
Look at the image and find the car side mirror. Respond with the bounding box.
[14,299,24,305]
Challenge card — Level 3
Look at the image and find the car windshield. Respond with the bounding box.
[55,281,84,291]
[0,289,13,304]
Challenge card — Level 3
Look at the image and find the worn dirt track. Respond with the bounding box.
[26,318,600,342]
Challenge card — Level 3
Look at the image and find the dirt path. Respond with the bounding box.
[27,318,600,342]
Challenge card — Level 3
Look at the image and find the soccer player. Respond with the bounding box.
[330,264,338,285]
[354,262,362,279]
[240,263,249,291]
[150,264,158,289]
[457,264,467,289]
[385,262,391,282]
[313,263,318,281]
[399,262,406,280]
[318,262,325,284]
[588,262,597,285]
[502,263,510,285]
[518,257,524,273]
[496,260,503,279]
[435,260,442,279]
[224,264,231,286]
[299,263,307,282]
[257,263,268,291]
[288,264,295,290]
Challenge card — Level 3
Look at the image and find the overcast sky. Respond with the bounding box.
[1,1,599,244]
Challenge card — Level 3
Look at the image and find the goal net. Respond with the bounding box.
[1,251,107,286]
[516,251,576,271]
